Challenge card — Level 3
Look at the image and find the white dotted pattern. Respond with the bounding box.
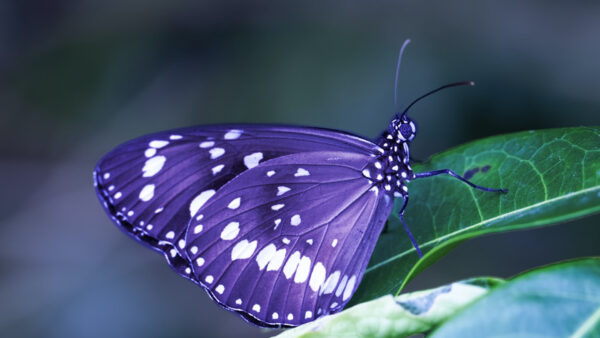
[243,152,263,169]
[139,184,155,201]
[142,156,166,177]
[221,222,240,240]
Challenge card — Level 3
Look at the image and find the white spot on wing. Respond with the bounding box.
[309,262,326,292]
[282,237,290,245]
[142,156,166,177]
[267,248,286,271]
[294,256,311,283]
[103,173,110,180]
[343,275,357,301]
[139,184,155,202]
[221,222,240,240]
[205,275,214,284]
[252,304,260,313]
[169,134,182,140]
[321,270,340,295]
[224,129,243,140]
[277,186,291,196]
[294,168,310,177]
[199,141,215,148]
[193,224,203,234]
[336,275,348,297]
[306,239,313,245]
[283,251,301,279]
[243,152,263,169]
[178,239,186,249]
[271,204,284,211]
[235,298,242,305]
[272,312,279,320]
[190,246,198,255]
[231,240,257,260]
[266,170,276,177]
[256,244,276,270]
[305,311,312,319]
[165,231,175,239]
[144,148,156,158]
[196,257,205,266]
[215,284,225,294]
[189,190,216,216]
[273,218,281,230]
[332,239,338,247]
[149,140,169,148]
[228,197,241,209]
[209,147,225,159]
[290,214,301,226]
[212,164,225,175]
[287,313,294,320]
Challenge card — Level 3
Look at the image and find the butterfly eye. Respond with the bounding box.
[399,123,413,139]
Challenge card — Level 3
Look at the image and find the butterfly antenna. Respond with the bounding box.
[401,81,474,119]
[394,39,411,108]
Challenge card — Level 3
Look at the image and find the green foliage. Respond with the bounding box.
[351,127,600,304]
[432,258,600,337]
[278,260,600,337]
[275,278,503,338]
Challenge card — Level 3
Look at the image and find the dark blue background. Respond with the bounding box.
[1,1,599,337]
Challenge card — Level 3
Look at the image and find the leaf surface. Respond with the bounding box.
[432,258,600,337]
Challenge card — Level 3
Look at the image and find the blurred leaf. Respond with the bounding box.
[352,127,600,305]
[275,277,503,338]
[432,258,600,337]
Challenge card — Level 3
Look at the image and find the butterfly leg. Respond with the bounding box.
[414,169,507,193]
[398,196,423,258]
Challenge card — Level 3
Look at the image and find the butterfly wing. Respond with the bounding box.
[183,151,393,327]
[93,125,380,279]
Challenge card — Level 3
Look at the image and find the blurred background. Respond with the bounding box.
[1,1,599,337]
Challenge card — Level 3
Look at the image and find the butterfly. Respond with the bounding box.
[93,43,506,328]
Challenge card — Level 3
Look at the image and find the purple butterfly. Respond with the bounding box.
[93,44,505,328]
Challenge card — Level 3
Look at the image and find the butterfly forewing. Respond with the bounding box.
[93,125,381,284]
[182,151,393,326]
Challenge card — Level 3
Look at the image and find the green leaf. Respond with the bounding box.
[274,277,503,338]
[351,127,600,305]
[432,258,600,337]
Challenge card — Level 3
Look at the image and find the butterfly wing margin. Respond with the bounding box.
[93,125,381,278]
[182,150,393,327]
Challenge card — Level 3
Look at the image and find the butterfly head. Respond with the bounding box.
[392,114,417,142]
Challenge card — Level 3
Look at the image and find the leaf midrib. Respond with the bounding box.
[571,305,600,338]
[365,184,600,274]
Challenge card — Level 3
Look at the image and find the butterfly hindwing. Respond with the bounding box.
[183,151,393,326]
[94,125,380,280]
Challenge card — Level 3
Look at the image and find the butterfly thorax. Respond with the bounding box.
[362,115,417,198]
